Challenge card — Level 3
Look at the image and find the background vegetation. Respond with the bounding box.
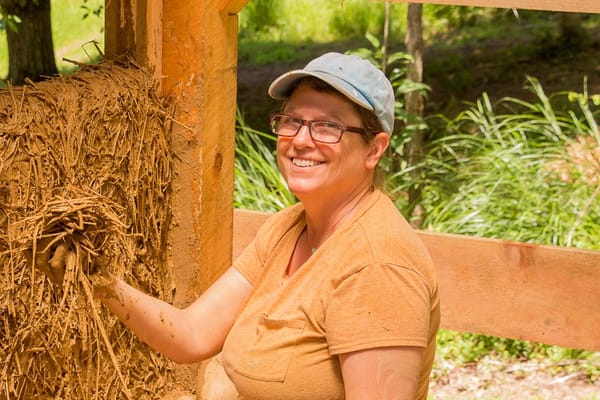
[0,0,104,79]
[234,1,600,385]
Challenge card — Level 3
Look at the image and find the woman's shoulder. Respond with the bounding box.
[348,192,437,278]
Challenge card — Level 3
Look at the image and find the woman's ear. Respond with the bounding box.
[365,132,390,170]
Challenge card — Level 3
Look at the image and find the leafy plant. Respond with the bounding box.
[234,109,296,212]
[417,77,600,251]
[0,6,21,33]
[346,32,431,197]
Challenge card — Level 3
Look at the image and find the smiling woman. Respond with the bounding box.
[217,52,440,400]
[24,51,440,400]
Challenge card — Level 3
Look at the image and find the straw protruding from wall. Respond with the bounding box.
[0,59,177,399]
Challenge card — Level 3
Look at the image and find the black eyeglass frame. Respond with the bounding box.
[269,113,367,144]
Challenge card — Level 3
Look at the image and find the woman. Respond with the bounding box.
[47,52,440,399]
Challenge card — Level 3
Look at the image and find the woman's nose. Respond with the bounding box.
[292,124,314,146]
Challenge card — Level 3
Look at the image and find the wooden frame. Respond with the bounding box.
[390,0,600,13]
[103,0,600,395]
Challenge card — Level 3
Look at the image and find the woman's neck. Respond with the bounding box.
[302,185,375,250]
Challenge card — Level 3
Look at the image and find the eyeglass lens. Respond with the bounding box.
[271,115,343,143]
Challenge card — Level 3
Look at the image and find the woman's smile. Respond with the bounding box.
[291,157,324,168]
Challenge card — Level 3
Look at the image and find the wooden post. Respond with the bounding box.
[105,0,247,394]
[161,0,248,395]
[104,0,162,80]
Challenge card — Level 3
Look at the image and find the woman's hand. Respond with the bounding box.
[26,236,71,285]
[339,346,424,400]
[100,266,252,364]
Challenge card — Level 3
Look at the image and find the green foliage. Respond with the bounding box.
[346,33,431,193]
[234,109,296,212]
[81,0,104,20]
[0,0,104,79]
[238,0,279,39]
[330,0,388,38]
[0,6,21,33]
[238,0,407,52]
[416,77,600,250]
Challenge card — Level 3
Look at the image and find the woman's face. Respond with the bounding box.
[276,83,383,201]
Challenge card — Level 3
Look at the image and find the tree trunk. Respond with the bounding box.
[1,0,57,84]
[404,3,425,227]
[381,0,390,73]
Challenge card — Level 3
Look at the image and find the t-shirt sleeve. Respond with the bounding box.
[233,236,263,285]
[326,263,432,355]
[232,207,300,285]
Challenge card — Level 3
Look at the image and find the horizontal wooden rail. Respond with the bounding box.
[389,0,600,13]
[233,209,600,351]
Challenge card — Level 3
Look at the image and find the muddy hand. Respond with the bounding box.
[27,237,70,285]
[90,253,117,299]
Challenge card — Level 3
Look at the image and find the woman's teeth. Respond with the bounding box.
[293,158,321,167]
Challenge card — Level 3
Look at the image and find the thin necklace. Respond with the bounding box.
[307,187,374,253]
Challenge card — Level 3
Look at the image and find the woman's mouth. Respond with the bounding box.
[292,158,323,167]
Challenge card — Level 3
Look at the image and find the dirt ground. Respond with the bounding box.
[429,356,599,399]
[236,29,600,400]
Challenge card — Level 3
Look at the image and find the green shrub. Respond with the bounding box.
[234,109,296,212]
[411,77,600,251]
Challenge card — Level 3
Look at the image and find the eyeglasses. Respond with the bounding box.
[269,113,367,144]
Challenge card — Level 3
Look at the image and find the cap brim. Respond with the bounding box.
[268,70,374,111]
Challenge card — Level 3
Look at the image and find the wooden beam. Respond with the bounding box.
[104,0,163,79]
[389,0,600,13]
[233,209,600,351]
[421,231,600,351]
[161,0,237,303]
[152,0,238,393]
[219,0,250,15]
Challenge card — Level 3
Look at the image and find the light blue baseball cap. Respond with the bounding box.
[268,52,395,135]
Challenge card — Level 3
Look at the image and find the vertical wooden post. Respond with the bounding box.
[104,0,162,79]
[161,0,241,393]
[105,0,247,394]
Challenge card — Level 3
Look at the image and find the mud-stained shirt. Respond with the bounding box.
[221,190,440,400]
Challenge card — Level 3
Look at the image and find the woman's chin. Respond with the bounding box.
[287,182,320,198]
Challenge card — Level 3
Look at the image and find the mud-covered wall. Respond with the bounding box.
[0,60,178,399]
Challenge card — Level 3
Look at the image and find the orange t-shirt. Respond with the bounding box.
[222,190,440,400]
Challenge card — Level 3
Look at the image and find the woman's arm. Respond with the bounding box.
[339,346,424,400]
[96,266,252,364]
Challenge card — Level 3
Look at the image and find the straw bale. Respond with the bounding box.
[0,59,178,399]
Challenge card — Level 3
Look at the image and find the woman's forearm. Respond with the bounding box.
[93,267,252,364]
[95,278,207,363]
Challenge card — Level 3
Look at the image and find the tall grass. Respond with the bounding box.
[416,77,600,251]
[234,109,296,212]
